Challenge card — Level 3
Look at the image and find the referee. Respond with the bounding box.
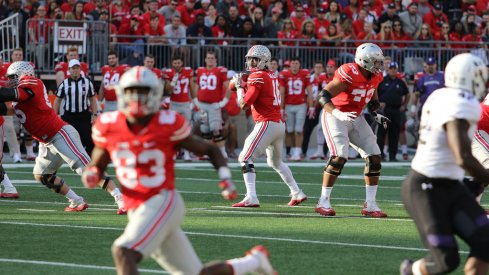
[54,59,98,154]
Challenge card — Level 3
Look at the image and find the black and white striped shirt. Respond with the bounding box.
[56,76,95,113]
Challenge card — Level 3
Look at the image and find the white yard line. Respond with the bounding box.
[0,220,467,254]
[0,258,168,274]
[17,209,56,212]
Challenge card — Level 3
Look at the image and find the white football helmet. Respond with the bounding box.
[245,45,271,70]
[116,66,163,117]
[445,53,488,100]
[354,43,384,74]
[6,61,35,88]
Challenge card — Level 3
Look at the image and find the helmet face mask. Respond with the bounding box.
[116,66,163,118]
[354,43,384,74]
[6,61,35,88]
[245,45,271,70]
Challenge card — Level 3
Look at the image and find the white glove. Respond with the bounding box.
[193,98,202,109]
[373,112,391,129]
[218,97,229,108]
[332,109,356,122]
[230,73,243,88]
[307,107,316,119]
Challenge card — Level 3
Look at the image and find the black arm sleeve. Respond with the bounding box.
[0,102,7,115]
[0,87,19,102]
[318,89,333,107]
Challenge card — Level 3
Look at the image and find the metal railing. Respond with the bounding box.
[0,14,20,61]
[24,18,108,74]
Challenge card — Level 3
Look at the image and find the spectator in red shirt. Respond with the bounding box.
[212,15,231,45]
[412,23,434,49]
[434,23,451,49]
[392,19,410,48]
[278,19,299,46]
[376,21,394,49]
[356,21,376,46]
[61,0,77,14]
[177,0,200,26]
[299,19,317,46]
[121,5,142,28]
[142,0,165,28]
[291,5,307,33]
[144,15,166,43]
[352,8,368,35]
[463,24,485,49]
[119,15,145,42]
[343,0,361,20]
[450,21,465,49]
[314,8,331,39]
[422,3,448,35]
[239,0,254,19]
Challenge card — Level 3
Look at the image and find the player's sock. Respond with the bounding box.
[412,260,423,275]
[243,172,257,198]
[383,145,389,156]
[26,145,35,156]
[365,185,378,202]
[220,146,228,159]
[401,144,408,154]
[275,162,300,194]
[65,189,81,201]
[227,254,260,275]
[1,174,17,191]
[320,186,333,201]
[110,188,122,198]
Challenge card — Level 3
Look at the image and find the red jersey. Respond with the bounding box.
[92,110,191,210]
[14,76,66,143]
[279,69,310,105]
[478,94,489,132]
[0,63,8,87]
[150,68,163,79]
[196,66,227,103]
[332,63,383,114]
[243,70,282,123]
[163,67,193,103]
[310,72,327,106]
[101,64,130,101]
[55,61,89,79]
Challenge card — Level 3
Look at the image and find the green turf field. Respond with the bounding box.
[0,161,487,274]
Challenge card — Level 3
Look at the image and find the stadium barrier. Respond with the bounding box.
[0,14,20,61]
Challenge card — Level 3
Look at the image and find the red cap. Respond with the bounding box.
[468,5,476,11]
[283,60,291,67]
[326,59,336,67]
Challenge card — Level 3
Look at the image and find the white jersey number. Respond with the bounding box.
[272,79,281,106]
[199,74,217,91]
[103,72,120,87]
[173,78,189,95]
[351,88,375,102]
[287,79,303,95]
[112,149,166,189]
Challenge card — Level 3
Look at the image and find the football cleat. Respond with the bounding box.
[64,198,88,212]
[26,155,37,161]
[114,195,127,215]
[402,153,409,161]
[232,195,260,207]
[361,201,387,218]
[0,192,19,199]
[117,208,128,215]
[246,245,277,275]
[12,153,22,163]
[288,190,307,206]
[399,259,414,275]
[315,198,336,216]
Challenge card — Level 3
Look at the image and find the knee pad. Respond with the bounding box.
[365,155,382,177]
[324,156,347,176]
[102,176,111,190]
[212,129,226,142]
[40,174,64,193]
[241,161,255,174]
[426,247,460,274]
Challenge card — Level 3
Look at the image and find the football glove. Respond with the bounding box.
[230,73,243,89]
[82,166,101,189]
[332,109,356,122]
[218,179,238,200]
[373,112,391,129]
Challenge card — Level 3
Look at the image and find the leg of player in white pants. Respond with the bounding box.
[3,116,21,163]
[0,124,19,198]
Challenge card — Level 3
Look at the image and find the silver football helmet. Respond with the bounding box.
[445,53,488,100]
[245,45,271,70]
[354,43,384,74]
[5,61,35,88]
[116,66,163,117]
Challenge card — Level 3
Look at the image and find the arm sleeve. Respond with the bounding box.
[243,73,264,106]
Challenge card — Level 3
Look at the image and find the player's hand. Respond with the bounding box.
[218,179,238,200]
[82,166,101,189]
[218,97,229,108]
[307,107,316,119]
[373,112,391,129]
[332,109,356,122]
[230,73,243,88]
[193,98,202,109]
[281,109,287,120]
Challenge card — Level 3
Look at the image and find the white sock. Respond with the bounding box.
[321,186,333,200]
[401,144,408,154]
[220,146,228,158]
[412,260,423,275]
[227,254,260,275]
[1,174,16,190]
[276,162,300,193]
[110,188,122,198]
[243,172,257,198]
[26,145,34,156]
[294,147,301,157]
[366,185,378,202]
[65,189,81,201]
[383,145,388,155]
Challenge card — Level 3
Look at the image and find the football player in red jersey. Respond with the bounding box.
[231,45,307,207]
[315,43,390,218]
[99,51,130,112]
[0,61,126,214]
[55,47,90,87]
[164,55,196,161]
[82,66,276,275]
[472,92,489,216]
[194,51,231,158]
[279,57,314,161]
[0,102,19,198]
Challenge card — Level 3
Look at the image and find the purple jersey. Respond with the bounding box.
[416,71,445,105]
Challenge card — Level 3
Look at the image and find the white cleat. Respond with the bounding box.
[115,195,127,215]
[361,200,387,218]
[247,245,277,275]
[12,153,22,163]
[232,195,260,207]
[288,190,307,206]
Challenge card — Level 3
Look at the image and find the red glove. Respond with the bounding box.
[218,179,238,200]
[82,166,101,189]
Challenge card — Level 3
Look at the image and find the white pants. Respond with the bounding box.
[239,121,285,166]
[170,101,192,122]
[198,102,222,134]
[472,129,489,169]
[113,190,203,275]
[285,103,306,133]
